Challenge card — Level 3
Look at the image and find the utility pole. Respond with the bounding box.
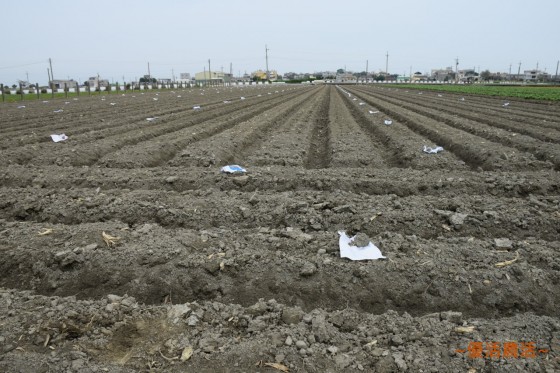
[26,71,29,82]
[385,51,389,75]
[365,60,368,83]
[172,68,175,82]
[203,66,206,87]
[555,60,559,82]
[455,57,459,82]
[265,45,270,81]
[147,62,151,80]
[208,59,211,86]
[518,62,522,81]
[536,61,539,70]
[49,58,54,80]
[47,68,51,83]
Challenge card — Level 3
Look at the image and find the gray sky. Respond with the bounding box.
[2,0,559,85]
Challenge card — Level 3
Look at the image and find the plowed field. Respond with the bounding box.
[1,85,559,372]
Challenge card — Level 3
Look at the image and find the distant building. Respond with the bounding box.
[457,70,479,83]
[523,69,549,82]
[86,77,109,88]
[51,79,78,89]
[251,69,279,81]
[178,73,191,82]
[411,72,428,82]
[195,71,225,84]
[335,73,357,83]
[431,67,455,81]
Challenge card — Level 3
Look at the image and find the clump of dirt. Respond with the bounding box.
[349,232,371,247]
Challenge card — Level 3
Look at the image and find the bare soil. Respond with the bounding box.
[1,85,559,372]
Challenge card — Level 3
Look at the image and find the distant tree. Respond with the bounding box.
[12,84,17,89]
[337,68,345,74]
[480,70,491,81]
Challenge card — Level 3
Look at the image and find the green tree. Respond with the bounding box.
[480,70,491,81]
[337,68,345,74]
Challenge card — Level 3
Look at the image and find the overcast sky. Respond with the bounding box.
[2,0,559,85]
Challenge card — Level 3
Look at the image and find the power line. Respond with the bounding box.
[0,60,46,70]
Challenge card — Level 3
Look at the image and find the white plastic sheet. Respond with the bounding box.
[423,145,444,154]
[384,120,393,125]
[220,165,246,174]
[50,134,68,142]
[338,231,385,261]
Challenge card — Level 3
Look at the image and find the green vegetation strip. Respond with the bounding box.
[392,84,560,101]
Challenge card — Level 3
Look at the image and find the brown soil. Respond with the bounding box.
[1,85,559,372]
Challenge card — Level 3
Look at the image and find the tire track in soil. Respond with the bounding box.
[335,87,403,168]
[327,86,387,168]
[2,165,558,198]
[222,87,326,167]
[346,87,554,171]
[337,86,471,170]
[3,88,313,167]
[99,87,318,168]
[354,87,560,170]
[387,86,560,125]
[167,87,324,167]
[305,86,332,169]
[0,87,298,148]
[415,91,560,131]
[3,186,558,241]
[359,86,560,144]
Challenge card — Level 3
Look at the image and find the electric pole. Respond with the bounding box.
[365,60,368,83]
[385,51,389,75]
[518,62,522,81]
[208,59,211,86]
[49,58,54,81]
[265,45,270,81]
[555,60,559,82]
[147,62,151,79]
[455,57,459,82]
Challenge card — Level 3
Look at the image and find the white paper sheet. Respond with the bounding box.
[193,105,201,110]
[338,231,385,261]
[51,134,68,142]
[384,120,393,125]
